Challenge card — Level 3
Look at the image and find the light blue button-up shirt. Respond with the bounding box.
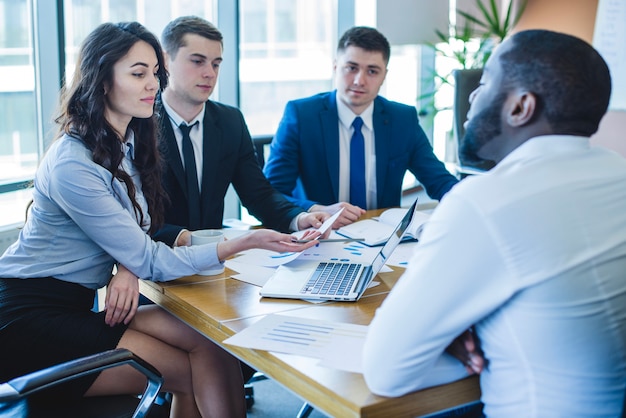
[0,133,222,289]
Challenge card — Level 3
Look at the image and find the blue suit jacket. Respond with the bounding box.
[264,91,459,210]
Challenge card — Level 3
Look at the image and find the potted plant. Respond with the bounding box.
[442,0,525,69]
[420,0,526,170]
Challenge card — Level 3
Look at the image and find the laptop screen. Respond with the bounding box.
[369,198,418,277]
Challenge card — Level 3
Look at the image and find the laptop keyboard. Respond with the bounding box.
[300,262,362,296]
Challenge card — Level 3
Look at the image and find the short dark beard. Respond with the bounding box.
[458,93,507,170]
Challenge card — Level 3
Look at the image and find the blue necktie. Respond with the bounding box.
[180,122,201,229]
[350,116,366,209]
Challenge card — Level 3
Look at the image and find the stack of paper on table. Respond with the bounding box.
[337,207,431,246]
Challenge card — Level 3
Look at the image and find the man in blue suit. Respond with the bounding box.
[264,26,459,228]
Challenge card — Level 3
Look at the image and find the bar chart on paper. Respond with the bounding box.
[224,314,368,373]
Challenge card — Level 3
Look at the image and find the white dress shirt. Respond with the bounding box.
[363,135,626,417]
[161,98,205,189]
[336,99,377,209]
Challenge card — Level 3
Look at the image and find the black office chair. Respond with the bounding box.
[452,68,495,177]
[0,348,169,418]
[251,135,273,169]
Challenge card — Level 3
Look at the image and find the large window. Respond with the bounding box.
[0,0,38,225]
[0,0,37,188]
[0,0,447,229]
[62,0,217,83]
[1,0,219,225]
[239,0,337,135]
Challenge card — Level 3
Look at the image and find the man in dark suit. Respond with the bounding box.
[154,16,327,248]
[264,26,459,228]
[154,16,329,395]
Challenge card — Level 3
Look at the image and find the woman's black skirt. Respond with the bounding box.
[0,277,128,401]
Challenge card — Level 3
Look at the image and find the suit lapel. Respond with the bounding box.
[200,103,222,225]
[372,98,391,208]
[321,91,340,200]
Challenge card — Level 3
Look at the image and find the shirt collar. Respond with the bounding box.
[123,130,136,160]
[497,135,590,168]
[161,95,205,128]
[336,94,374,131]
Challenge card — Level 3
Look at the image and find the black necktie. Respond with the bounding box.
[350,116,366,209]
[180,122,201,229]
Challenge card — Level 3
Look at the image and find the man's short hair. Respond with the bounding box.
[500,30,611,136]
[161,16,223,59]
[337,26,391,65]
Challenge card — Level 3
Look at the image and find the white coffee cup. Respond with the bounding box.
[190,229,225,276]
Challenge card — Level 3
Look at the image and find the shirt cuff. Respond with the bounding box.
[187,242,222,272]
[290,212,308,231]
[173,229,188,247]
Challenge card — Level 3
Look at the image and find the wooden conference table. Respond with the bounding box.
[139,207,480,417]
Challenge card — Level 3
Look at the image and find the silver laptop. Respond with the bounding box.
[260,199,418,301]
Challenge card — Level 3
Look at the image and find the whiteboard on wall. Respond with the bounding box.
[593,0,626,111]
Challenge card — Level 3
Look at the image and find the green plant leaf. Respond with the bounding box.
[457,10,487,34]
[426,0,528,115]
[478,0,498,33]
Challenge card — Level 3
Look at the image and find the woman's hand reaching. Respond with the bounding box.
[217,229,320,261]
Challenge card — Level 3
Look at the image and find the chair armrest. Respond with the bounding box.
[0,348,163,418]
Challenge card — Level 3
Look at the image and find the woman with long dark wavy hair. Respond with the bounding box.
[0,21,317,417]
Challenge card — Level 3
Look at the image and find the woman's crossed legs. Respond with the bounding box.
[86,305,245,418]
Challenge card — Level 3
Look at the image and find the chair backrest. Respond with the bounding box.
[453,68,481,145]
[0,348,167,418]
[452,68,496,173]
[251,135,273,169]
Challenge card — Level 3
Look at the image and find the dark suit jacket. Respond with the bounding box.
[154,97,302,246]
[264,91,459,210]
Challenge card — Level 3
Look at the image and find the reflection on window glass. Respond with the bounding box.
[0,0,38,185]
[274,0,296,47]
[63,0,215,83]
[239,0,336,135]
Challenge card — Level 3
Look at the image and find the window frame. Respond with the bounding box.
[1,0,436,225]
